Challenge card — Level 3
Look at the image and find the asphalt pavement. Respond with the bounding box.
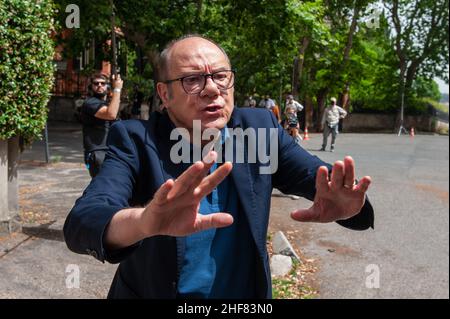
[271,132,449,299]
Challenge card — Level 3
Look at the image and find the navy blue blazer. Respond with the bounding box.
[64,107,374,298]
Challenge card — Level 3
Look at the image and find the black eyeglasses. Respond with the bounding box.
[163,70,235,95]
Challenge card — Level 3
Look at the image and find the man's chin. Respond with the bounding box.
[201,117,228,131]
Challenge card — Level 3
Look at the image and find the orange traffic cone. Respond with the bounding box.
[303,127,310,140]
[410,127,415,138]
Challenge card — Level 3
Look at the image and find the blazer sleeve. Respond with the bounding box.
[271,112,374,230]
[63,121,143,263]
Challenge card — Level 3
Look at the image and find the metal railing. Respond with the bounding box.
[51,71,89,97]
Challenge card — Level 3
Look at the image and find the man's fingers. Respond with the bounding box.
[316,166,330,194]
[354,176,372,193]
[167,161,205,199]
[343,156,356,188]
[194,213,234,232]
[184,151,219,194]
[330,161,345,190]
[168,151,219,200]
[153,179,174,204]
[290,207,319,223]
[195,162,233,198]
[202,151,218,171]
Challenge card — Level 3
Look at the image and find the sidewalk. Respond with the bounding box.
[0,122,117,298]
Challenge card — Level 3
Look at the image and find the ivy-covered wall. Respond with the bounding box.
[0,0,56,142]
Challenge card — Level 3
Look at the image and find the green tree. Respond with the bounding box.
[412,77,442,102]
[385,0,449,124]
[346,14,399,113]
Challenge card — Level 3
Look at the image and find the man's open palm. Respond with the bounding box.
[141,151,234,237]
[291,156,371,223]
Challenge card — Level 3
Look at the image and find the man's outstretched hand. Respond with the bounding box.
[139,151,234,237]
[291,156,371,223]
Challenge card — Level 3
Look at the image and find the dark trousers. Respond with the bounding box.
[84,150,106,178]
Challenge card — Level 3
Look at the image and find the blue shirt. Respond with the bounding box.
[177,129,256,298]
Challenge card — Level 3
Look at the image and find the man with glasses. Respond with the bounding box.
[80,73,123,177]
[65,35,374,299]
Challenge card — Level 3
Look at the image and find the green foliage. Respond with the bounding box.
[422,98,449,114]
[348,20,400,113]
[0,0,56,141]
[124,46,154,101]
[412,77,442,102]
[52,0,448,117]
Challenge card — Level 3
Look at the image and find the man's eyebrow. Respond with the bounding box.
[186,67,231,75]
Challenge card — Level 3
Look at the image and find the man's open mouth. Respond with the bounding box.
[204,106,222,113]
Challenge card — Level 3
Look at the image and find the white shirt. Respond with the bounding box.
[321,105,347,126]
[264,98,276,109]
[286,100,303,112]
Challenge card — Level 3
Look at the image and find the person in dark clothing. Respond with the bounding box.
[81,73,123,177]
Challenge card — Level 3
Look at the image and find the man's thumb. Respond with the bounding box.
[290,207,318,222]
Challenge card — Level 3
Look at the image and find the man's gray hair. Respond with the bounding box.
[157,34,231,82]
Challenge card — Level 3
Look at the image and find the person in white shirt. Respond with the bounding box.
[285,94,304,131]
[244,95,256,108]
[320,97,347,152]
[286,94,304,113]
[259,95,275,109]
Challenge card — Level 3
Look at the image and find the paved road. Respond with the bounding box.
[271,133,449,298]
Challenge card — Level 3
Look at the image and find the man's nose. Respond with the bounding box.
[201,76,220,97]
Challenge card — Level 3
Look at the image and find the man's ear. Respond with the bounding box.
[157,82,170,108]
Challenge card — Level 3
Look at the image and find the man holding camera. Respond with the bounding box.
[81,73,123,177]
[320,97,347,152]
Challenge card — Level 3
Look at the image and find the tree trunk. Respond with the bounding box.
[340,83,350,110]
[0,140,8,223]
[8,136,19,214]
[342,7,360,65]
[405,61,419,94]
[316,88,329,131]
[292,37,310,99]
[304,95,314,131]
[332,5,361,87]
[0,137,21,234]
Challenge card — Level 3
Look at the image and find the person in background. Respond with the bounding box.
[80,73,123,178]
[284,103,302,144]
[320,97,347,152]
[286,94,304,130]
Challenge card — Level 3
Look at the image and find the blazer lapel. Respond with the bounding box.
[155,112,190,181]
